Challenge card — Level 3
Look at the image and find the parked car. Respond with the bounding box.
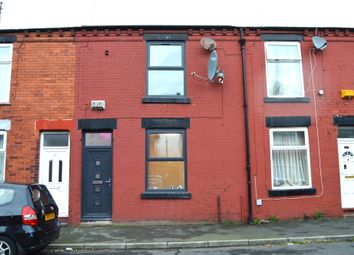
[0,183,60,255]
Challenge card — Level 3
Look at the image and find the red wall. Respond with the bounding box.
[69,31,249,223]
[0,32,75,184]
[4,28,353,224]
[246,30,354,220]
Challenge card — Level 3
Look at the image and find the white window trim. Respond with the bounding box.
[264,41,305,98]
[269,127,312,190]
[0,131,7,182]
[0,44,13,104]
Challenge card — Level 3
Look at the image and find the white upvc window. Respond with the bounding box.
[0,44,13,103]
[147,42,185,96]
[0,131,7,182]
[265,42,304,97]
[270,128,312,189]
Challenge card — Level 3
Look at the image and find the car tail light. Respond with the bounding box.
[22,206,38,226]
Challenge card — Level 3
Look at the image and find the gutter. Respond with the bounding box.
[239,28,253,224]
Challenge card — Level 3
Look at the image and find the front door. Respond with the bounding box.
[82,132,112,220]
[39,132,70,217]
[338,139,354,209]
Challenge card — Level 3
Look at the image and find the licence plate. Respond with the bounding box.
[45,212,56,221]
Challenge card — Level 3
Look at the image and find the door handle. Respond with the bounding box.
[105,178,111,187]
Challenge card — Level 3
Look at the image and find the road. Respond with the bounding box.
[39,242,354,255]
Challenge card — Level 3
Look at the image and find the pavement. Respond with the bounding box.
[49,217,354,250]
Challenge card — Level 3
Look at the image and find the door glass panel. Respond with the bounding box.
[85,133,112,147]
[58,160,63,182]
[49,160,53,182]
[43,133,69,147]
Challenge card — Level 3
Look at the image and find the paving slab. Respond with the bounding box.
[50,218,354,250]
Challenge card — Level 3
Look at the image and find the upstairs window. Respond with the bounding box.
[0,44,13,103]
[147,42,185,96]
[0,131,7,182]
[265,42,304,97]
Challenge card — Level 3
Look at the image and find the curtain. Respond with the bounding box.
[272,131,309,187]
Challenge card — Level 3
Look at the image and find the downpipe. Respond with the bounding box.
[239,28,253,224]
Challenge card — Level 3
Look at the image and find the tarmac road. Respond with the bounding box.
[40,242,354,255]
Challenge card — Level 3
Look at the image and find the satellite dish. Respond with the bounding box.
[201,37,217,51]
[312,36,327,50]
[208,50,218,81]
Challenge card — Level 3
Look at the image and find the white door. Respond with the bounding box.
[39,133,70,217]
[338,139,354,209]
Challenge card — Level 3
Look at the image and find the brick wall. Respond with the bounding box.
[0,32,75,183]
[3,27,353,224]
[70,31,249,223]
[246,30,354,220]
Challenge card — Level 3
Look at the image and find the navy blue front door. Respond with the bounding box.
[81,132,112,220]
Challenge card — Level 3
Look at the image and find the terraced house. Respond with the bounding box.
[1,26,353,224]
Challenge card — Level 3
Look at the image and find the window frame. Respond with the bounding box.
[0,131,7,182]
[264,41,304,98]
[146,41,186,98]
[145,129,188,193]
[0,44,13,104]
[269,127,312,190]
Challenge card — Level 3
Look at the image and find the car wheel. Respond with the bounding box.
[0,236,17,255]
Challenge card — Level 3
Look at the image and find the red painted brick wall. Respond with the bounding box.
[70,31,249,223]
[0,32,75,184]
[245,30,353,220]
[4,27,352,224]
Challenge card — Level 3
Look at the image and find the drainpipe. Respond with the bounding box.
[239,28,253,224]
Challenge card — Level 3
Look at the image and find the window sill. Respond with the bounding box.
[264,97,310,103]
[141,191,192,199]
[268,188,316,197]
[142,96,191,104]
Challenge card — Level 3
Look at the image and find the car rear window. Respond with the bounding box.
[30,186,53,206]
[0,188,15,205]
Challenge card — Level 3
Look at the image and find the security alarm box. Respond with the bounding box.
[91,100,105,110]
[341,90,354,99]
